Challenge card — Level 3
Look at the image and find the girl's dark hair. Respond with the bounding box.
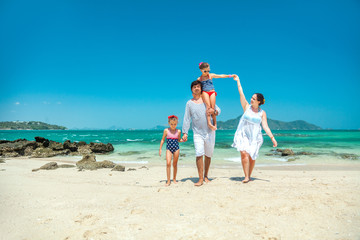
[191,80,203,92]
[199,62,210,69]
[255,93,265,106]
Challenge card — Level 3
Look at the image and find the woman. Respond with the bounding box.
[232,76,277,183]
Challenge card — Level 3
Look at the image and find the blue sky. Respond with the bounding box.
[1,0,359,129]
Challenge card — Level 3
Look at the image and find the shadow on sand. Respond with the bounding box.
[229,177,270,182]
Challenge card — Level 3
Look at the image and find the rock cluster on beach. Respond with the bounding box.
[266,148,359,161]
[0,137,114,158]
[32,154,126,172]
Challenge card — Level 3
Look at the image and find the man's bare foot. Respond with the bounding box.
[165,181,171,186]
[204,177,211,183]
[242,178,250,183]
[194,180,203,186]
[173,179,177,184]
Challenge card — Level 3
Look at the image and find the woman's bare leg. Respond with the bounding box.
[249,156,256,180]
[241,151,250,183]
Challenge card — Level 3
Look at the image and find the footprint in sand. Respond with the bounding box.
[74,214,99,226]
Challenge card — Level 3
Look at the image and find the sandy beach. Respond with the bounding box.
[0,157,359,240]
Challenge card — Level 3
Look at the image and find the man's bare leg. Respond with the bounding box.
[204,155,211,183]
[195,156,204,186]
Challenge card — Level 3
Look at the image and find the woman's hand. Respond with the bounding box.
[271,138,278,147]
[159,149,162,156]
[234,75,240,81]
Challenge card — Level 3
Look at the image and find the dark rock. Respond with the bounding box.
[127,168,136,171]
[76,154,97,170]
[31,148,70,158]
[4,152,20,157]
[287,158,297,162]
[32,162,59,172]
[139,166,149,170]
[0,159,5,163]
[98,160,116,168]
[281,149,294,156]
[77,141,87,146]
[49,141,64,150]
[276,149,283,152]
[77,145,92,155]
[89,142,114,153]
[111,165,125,171]
[296,151,315,156]
[35,137,48,143]
[42,139,50,148]
[180,153,186,157]
[76,154,119,170]
[0,140,37,156]
[0,138,114,158]
[24,146,35,156]
[63,140,78,152]
[58,164,76,168]
[338,153,358,160]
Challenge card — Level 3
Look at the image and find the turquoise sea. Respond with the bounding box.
[1,130,359,167]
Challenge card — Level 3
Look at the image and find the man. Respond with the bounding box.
[182,80,220,186]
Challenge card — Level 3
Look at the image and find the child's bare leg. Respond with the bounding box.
[165,150,172,186]
[210,93,217,130]
[172,149,179,183]
[202,92,217,130]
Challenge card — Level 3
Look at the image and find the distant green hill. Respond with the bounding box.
[217,116,322,130]
[0,121,67,130]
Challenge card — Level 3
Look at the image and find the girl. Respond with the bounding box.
[232,76,278,183]
[198,62,235,130]
[159,115,183,186]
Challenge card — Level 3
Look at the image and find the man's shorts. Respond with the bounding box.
[193,132,215,157]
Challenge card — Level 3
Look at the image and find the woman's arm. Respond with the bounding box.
[234,75,249,112]
[261,111,278,147]
[159,129,167,156]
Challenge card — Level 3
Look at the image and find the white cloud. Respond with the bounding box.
[43,101,50,105]
[56,102,62,105]
[15,102,20,105]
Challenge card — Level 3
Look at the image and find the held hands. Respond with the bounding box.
[182,134,188,142]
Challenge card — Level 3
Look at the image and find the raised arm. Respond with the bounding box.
[210,73,236,79]
[234,75,249,112]
[261,111,278,147]
[159,129,167,156]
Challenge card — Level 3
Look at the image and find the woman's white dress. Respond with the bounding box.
[232,105,263,160]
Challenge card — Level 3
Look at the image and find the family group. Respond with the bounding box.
[159,62,278,186]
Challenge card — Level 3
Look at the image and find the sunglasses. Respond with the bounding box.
[203,70,210,73]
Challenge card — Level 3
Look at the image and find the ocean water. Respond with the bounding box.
[1,130,359,166]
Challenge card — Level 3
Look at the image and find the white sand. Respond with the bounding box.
[0,157,359,240]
